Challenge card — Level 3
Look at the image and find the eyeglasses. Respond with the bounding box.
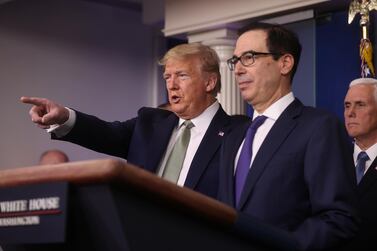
[227,50,281,71]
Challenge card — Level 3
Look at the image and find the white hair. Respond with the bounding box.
[349,77,377,102]
[349,77,377,87]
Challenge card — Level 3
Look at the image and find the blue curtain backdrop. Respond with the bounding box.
[247,10,374,120]
[167,10,374,121]
[316,10,361,120]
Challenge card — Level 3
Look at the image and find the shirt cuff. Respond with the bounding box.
[46,107,76,138]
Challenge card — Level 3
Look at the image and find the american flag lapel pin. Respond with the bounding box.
[218,131,224,137]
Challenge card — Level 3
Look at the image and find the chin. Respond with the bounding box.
[171,107,185,116]
[240,93,251,101]
[347,132,359,138]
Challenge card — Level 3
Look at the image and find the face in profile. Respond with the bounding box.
[344,84,377,142]
[163,56,216,119]
[233,30,285,111]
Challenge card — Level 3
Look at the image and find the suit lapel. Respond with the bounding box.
[145,113,178,172]
[184,106,230,189]
[358,156,377,196]
[345,140,358,187]
[237,99,302,209]
[222,120,251,206]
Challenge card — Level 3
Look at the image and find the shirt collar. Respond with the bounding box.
[178,101,219,130]
[354,142,377,164]
[253,92,295,120]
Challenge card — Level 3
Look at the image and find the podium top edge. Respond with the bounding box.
[0,158,238,227]
[0,158,124,187]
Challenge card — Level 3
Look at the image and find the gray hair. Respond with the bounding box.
[349,77,377,102]
[349,77,377,87]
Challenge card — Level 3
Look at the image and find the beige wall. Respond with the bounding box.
[0,0,162,169]
[164,0,328,36]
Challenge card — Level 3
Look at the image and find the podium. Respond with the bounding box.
[0,159,297,251]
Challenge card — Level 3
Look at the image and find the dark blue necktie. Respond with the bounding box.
[356,151,369,184]
[235,115,267,206]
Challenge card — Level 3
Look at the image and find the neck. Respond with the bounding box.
[355,138,377,151]
[253,88,291,114]
[178,97,216,120]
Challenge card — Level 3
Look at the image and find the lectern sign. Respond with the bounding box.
[0,182,68,244]
[0,196,60,227]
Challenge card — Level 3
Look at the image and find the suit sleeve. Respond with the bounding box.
[292,114,359,250]
[53,110,137,159]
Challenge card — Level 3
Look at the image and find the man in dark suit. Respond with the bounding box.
[219,22,359,250]
[344,77,377,250]
[21,43,246,199]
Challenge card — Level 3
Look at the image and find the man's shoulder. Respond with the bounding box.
[212,106,249,128]
[300,105,339,123]
[136,107,176,122]
[229,114,250,125]
[288,99,338,121]
[292,106,345,137]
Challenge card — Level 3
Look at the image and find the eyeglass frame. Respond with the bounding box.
[226,50,282,71]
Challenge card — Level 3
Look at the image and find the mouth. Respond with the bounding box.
[238,80,252,90]
[236,76,252,88]
[238,80,251,85]
[170,95,181,104]
[346,122,359,128]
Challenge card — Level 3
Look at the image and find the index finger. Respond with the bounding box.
[20,96,47,106]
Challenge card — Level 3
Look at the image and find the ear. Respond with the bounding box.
[205,73,217,92]
[279,54,294,76]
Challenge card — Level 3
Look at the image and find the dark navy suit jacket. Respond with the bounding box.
[345,155,377,250]
[56,105,246,199]
[218,99,359,250]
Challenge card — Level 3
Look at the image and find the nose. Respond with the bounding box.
[345,106,355,118]
[166,76,178,90]
[234,60,246,75]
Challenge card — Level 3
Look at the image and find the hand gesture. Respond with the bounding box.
[20,96,69,129]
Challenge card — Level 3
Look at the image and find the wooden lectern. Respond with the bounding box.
[0,159,297,251]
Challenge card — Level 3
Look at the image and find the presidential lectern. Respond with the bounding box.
[0,159,297,251]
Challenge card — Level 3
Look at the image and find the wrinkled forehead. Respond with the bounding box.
[234,30,268,56]
[164,56,201,73]
[346,84,377,101]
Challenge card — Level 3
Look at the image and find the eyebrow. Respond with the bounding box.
[344,100,366,105]
[233,50,256,57]
[355,101,366,104]
[163,70,189,76]
[175,70,187,74]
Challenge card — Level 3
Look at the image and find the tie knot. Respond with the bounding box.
[357,151,369,162]
[183,120,194,130]
[250,115,267,130]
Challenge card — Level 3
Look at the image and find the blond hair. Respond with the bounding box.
[159,43,221,95]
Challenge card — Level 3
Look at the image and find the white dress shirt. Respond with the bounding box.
[157,101,219,186]
[234,92,295,172]
[47,108,76,138]
[353,142,377,174]
[49,101,220,187]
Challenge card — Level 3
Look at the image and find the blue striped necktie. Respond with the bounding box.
[356,151,369,184]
